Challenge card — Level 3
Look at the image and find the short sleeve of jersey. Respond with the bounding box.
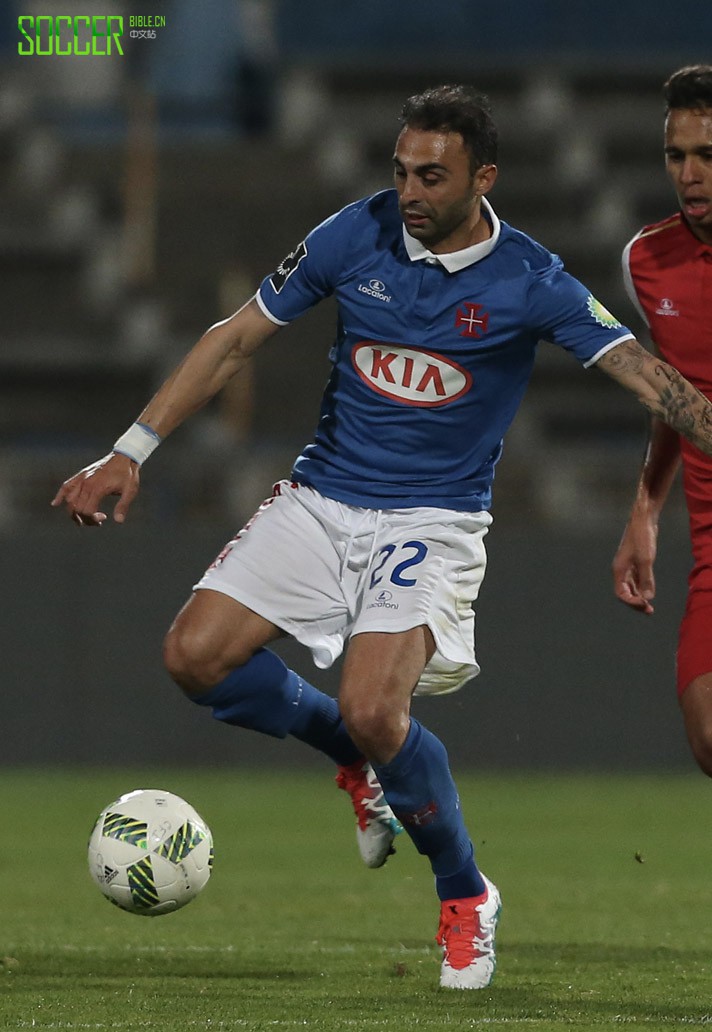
[526,258,633,368]
[621,233,652,328]
[257,202,357,325]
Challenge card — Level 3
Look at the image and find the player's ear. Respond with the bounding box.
[474,164,498,197]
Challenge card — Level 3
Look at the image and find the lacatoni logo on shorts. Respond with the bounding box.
[352,342,472,407]
[367,590,399,611]
[17,13,167,55]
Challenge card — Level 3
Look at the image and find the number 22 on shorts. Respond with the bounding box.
[369,541,429,590]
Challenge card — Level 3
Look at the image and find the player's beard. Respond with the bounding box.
[400,193,477,250]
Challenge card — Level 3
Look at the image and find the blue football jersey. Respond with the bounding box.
[256,189,632,511]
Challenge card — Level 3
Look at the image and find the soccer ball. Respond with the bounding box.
[87,788,213,916]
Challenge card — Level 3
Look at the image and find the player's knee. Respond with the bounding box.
[688,723,712,778]
[681,676,712,778]
[163,625,218,693]
[339,693,409,761]
[163,623,249,695]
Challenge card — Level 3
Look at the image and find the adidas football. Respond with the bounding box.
[87,788,213,916]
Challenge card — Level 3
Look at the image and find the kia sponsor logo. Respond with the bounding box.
[351,342,472,407]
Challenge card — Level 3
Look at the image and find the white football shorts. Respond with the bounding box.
[194,481,492,697]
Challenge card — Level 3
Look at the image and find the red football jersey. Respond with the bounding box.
[623,213,712,585]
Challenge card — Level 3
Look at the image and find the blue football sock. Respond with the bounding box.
[189,648,362,766]
[373,719,485,901]
[288,674,363,766]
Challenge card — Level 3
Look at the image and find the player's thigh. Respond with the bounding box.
[339,626,436,720]
[677,596,712,697]
[352,507,491,698]
[195,482,350,667]
[681,672,712,738]
[164,588,283,686]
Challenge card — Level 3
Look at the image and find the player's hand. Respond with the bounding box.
[50,452,140,527]
[612,518,657,614]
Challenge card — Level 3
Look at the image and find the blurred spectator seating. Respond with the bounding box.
[0,57,687,531]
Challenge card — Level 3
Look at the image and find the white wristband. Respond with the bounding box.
[112,422,162,465]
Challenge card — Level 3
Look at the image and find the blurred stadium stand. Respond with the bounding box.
[2,1,708,533]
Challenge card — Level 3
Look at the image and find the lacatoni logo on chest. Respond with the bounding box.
[352,342,472,407]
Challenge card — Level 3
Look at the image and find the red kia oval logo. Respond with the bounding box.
[351,342,472,407]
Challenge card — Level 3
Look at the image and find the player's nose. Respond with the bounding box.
[399,173,424,205]
[679,156,702,184]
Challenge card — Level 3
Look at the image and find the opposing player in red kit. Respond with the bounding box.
[614,65,712,773]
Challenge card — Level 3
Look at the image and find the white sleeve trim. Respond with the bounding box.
[583,333,636,369]
[621,234,650,327]
[255,289,289,327]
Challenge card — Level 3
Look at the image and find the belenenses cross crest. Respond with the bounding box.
[455,302,489,338]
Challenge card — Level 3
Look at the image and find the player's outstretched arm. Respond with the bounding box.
[611,417,681,615]
[51,298,279,526]
[597,338,712,457]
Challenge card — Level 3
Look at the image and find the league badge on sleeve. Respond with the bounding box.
[586,295,623,329]
[270,241,308,294]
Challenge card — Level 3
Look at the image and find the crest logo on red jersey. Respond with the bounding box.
[655,297,679,317]
[351,342,472,407]
[455,302,489,338]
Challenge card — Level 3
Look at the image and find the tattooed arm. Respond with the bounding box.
[596,338,712,456]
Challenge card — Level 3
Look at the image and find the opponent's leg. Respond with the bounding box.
[339,628,500,989]
[680,673,712,777]
[677,599,712,777]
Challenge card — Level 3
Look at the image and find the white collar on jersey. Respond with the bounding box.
[402,196,501,272]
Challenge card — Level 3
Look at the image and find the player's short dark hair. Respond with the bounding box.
[664,65,712,111]
[399,84,498,171]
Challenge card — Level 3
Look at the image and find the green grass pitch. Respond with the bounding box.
[1,768,712,1030]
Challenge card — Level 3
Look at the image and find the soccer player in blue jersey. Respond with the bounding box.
[53,85,712,990]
